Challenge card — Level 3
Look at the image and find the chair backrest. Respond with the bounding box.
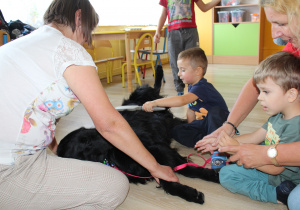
[134,33,153,62]
[92,40,115,60]
[94,40,113,48]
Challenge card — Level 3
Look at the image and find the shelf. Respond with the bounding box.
[211,0,263,65]
[215,4,258,8]
[214,21,259,24]
[214,3,260,23]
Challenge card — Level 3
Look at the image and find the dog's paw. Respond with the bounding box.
[185,189,205,204]
[195,191,205,204]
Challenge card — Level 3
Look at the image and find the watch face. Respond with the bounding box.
[268,147,277,158]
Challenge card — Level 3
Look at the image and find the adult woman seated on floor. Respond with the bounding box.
[195,0,300,209]
[0,0,178,209]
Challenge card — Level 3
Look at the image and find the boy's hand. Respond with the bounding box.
[218,131,239,147]
[195,137,218,154]
[143,101,155,112]
[153,33,161,43]
[202,123,235,144]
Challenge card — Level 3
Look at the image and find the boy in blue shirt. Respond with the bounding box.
[143,47,229,147]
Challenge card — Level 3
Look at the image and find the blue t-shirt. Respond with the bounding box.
[188,78,229,115]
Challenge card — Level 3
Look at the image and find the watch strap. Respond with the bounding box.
[270,144,280,166]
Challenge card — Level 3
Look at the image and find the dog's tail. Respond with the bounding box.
[154,65,164,92]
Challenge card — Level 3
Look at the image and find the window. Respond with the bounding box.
[2,0,165,28]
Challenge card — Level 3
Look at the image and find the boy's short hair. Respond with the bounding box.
[254,51,300,92]
[178,47,208,76]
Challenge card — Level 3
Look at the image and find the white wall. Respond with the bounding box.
[1,0,165,28]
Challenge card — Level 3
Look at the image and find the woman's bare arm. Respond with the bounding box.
[63,65,179,183]
[219,142,300,168]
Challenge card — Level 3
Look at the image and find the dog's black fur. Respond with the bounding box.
[57,85,219,204]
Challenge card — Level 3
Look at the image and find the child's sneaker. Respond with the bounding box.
[276,180,296,205]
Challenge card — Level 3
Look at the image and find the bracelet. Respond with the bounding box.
[223,121,240,135]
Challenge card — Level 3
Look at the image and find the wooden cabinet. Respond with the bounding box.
[212,0,264,65]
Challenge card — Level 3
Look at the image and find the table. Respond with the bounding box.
[92,29,158,92]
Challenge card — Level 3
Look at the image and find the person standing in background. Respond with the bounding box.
[154,0,221,96]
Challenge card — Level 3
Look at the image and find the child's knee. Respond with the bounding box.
[219,165,232,185]
[219,165,240,192]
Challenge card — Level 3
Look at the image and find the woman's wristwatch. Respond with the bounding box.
[267,144,280,166]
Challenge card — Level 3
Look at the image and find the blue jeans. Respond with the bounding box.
[220,164,277,203]
[288,184,300,209]
[172,106,228,147]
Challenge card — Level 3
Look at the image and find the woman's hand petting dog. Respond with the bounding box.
[150,164,179,184]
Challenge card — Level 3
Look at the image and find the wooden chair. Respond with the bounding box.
[0,30,10,46]
[85,40,124,83]
[122,33,155,87]
[139,27,168,82]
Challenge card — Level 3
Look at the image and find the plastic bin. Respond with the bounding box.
[251,13,260,22]
[221,0,240,6]
[230,10,245,22]
[218,11,230,23]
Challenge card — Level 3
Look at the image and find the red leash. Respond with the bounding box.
[113,153,211,179]
[173,153,211,171]
[114,166,153,179]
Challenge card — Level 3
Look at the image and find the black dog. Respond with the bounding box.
[57,85,219,204]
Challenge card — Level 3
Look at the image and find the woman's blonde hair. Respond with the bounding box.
[44,0,99,45]
[260,0,300,47]
[254,51,300,93]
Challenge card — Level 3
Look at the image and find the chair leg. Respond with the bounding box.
[151,62,155,78]
[140,53,146,79]
[106,62,110,83]
[143,54,148,79]
[110,61,113,83]
[122,63,126,88]
[134,68,137,84]
[96,64,101,80]
[134,66,142,86]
